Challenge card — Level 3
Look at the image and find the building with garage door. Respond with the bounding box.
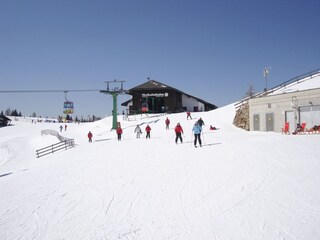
[122,79,217,114]
[248,69,320,133]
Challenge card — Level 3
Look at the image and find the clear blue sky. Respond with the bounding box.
[1,0,319,118]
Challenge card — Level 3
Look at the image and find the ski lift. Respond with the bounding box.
[63,91,74,114]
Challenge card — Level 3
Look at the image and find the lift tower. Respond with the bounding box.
[100,80,126,130]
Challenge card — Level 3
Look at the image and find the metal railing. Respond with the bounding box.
[235,68,320,108]
[36,139,75,158]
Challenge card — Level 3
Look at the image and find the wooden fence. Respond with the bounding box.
[36,139,75,158]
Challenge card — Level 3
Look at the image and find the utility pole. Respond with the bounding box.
[263,67,271,92]
[100,80,126,130]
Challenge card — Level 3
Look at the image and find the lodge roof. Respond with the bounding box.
[129,79,175,91]
[0,115,11,121]
[126,79,217,109]
[0,115,11,126]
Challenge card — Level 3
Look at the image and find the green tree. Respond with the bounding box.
[245,85,255,98]
[11,109,18,116]
[5,108,11,116]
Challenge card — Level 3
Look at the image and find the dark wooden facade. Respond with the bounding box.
[0,115,11,127]
[122,80,217,114]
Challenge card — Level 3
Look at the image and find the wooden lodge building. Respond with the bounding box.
[0,115,11,127]
[122,79,217,114]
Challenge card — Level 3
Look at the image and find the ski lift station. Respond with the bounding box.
[122,79,217,114]
[246,68,320,133]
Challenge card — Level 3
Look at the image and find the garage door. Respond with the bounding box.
[300,105,320,128]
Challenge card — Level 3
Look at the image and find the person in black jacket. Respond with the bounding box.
[197,117,205,127]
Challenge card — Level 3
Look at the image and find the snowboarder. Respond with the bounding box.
[145,125,151,139]
[174,123,184,144]
[165,117,170,130]
[192,122,202,147]
[116,126,123,141]
[87,131,93,142]
[134,125,142,138]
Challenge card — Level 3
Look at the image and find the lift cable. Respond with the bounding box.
[0,89,102,93]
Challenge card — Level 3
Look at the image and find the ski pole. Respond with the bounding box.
[201,131,206,145]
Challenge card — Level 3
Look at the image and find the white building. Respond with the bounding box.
[248,69,320,133]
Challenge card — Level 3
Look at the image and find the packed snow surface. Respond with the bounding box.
[1,104,320,240]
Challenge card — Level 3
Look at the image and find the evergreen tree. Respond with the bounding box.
[11,109,18,116]
[5,108,11,116]
[245,85,255,98]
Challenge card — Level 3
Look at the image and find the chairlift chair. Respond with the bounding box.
[63,91,74,114]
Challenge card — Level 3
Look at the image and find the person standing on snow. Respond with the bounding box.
[197,117,205,127]
[145,125,151,139]
[192,122,202,147]
[165,117,170,130]
[116,126,123,141]
[87,131,93,142]
[174,123,184,144]
[187,111,192,120]
[134,125,142,138]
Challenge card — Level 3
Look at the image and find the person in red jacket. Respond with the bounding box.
[87,131,93,143]
[116,126,123,141]
[174,123,184,144]
[187,111,192,120]
[165,117,170,130]
[145,125,151,139]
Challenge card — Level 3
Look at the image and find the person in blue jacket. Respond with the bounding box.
[192,121,202,147]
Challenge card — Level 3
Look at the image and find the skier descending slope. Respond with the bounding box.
[174,123,184,144]
[192,121,202,147]
[145,125,151,139]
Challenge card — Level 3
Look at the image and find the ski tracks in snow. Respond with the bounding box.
[214,156,271,219]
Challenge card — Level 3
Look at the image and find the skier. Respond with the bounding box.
[145,125,151,139]
[210,125,217,130]
[174,123,184,144]
[134,125,142,138]
[197,117,205,127]
[116,126,123,141]
[87,131,93,142]
[165,117,170,130]
[64,124,67,131]
[187,111,192,120]
[59,125,63,132]
[192,121,202,147]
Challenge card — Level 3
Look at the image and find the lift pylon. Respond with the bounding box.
[100,80,126,130]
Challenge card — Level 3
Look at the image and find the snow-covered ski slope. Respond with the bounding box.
[1,103,320,240]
